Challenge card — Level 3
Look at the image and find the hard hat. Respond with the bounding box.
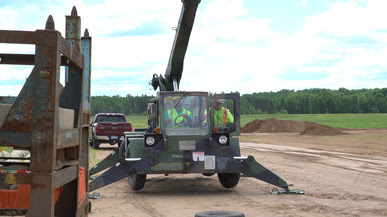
[216,99,224,104]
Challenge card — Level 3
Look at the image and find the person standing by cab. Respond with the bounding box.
[214,99,234,127]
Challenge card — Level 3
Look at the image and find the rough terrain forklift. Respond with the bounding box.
[89,0,305,195]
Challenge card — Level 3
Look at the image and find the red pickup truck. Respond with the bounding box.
[90,113,133,149]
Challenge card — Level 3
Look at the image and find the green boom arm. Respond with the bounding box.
[151,0,201,91]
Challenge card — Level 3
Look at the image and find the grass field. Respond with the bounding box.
[124,113,387,129]
[125,115,149,128]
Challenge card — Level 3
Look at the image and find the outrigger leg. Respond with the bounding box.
[89,148,133,192]
[89,160,133,192]
[240,156,307,195]
[89,148,120,178]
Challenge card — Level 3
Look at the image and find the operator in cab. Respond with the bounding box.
[214,99,234,127]
[165,97,193,128]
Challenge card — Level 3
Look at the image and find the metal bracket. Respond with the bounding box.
[88,192,102,200]
[270,187,307,195]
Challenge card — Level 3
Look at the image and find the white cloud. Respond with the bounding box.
[91,83,146,96]
[0,85,24,96]
[176,0,387,94]
[1,0,386,97]
[304,0,387,37]
[77,0,181,36]
[0,66,32,81]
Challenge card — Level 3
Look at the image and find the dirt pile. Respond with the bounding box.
[241,118,345,136]
[299,125,344,136]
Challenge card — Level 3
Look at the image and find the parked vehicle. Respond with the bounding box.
[90,113,133,149]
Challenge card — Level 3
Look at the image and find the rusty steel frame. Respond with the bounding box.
[0,6,91,217]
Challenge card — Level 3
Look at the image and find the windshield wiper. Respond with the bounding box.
[173,92,186,109]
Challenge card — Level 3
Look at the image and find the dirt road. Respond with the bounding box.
[89,129,387,217]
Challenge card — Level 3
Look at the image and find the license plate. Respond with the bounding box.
[111,136,118,140]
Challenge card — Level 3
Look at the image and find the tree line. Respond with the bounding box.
[91,94,154,116]
[91,88,387,116]
[241,88,387,114]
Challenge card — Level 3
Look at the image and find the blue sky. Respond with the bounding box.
[1,0,386,97]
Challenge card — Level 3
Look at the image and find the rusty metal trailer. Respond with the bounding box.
[0,7,91,217]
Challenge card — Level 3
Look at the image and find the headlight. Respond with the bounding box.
[219,135,228,145]
[146,136,155,146]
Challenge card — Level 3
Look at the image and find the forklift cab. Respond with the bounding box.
[159,91,209,136]
[152,92,240,137]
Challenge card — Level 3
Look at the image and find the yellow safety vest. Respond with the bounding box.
[214,108,230,126]
[167,109,191,127]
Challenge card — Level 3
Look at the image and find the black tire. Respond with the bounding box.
[202,173,215,177]
[92,138,100,149]
[195,210,245,217]
[122,139,145,190]
[128,174,147,191]
[88,201,92,213]
[218,173,240,189]
[119,141,126,163]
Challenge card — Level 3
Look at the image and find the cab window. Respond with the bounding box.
[213,99,235,127]
[163,95,208,136]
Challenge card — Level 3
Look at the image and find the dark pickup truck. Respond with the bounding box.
[90,113,133,149]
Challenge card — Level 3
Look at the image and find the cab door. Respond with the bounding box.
[211,93,240,136]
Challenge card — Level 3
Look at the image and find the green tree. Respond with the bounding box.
[308,94,323,114]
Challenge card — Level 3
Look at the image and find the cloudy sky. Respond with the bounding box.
[1,0,386,97]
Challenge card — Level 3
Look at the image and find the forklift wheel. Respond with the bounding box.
[119,141,126,162]
[92,138,100,149]
[218,173,240,188]
[88,201,92,213]
[128,174,147,191]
